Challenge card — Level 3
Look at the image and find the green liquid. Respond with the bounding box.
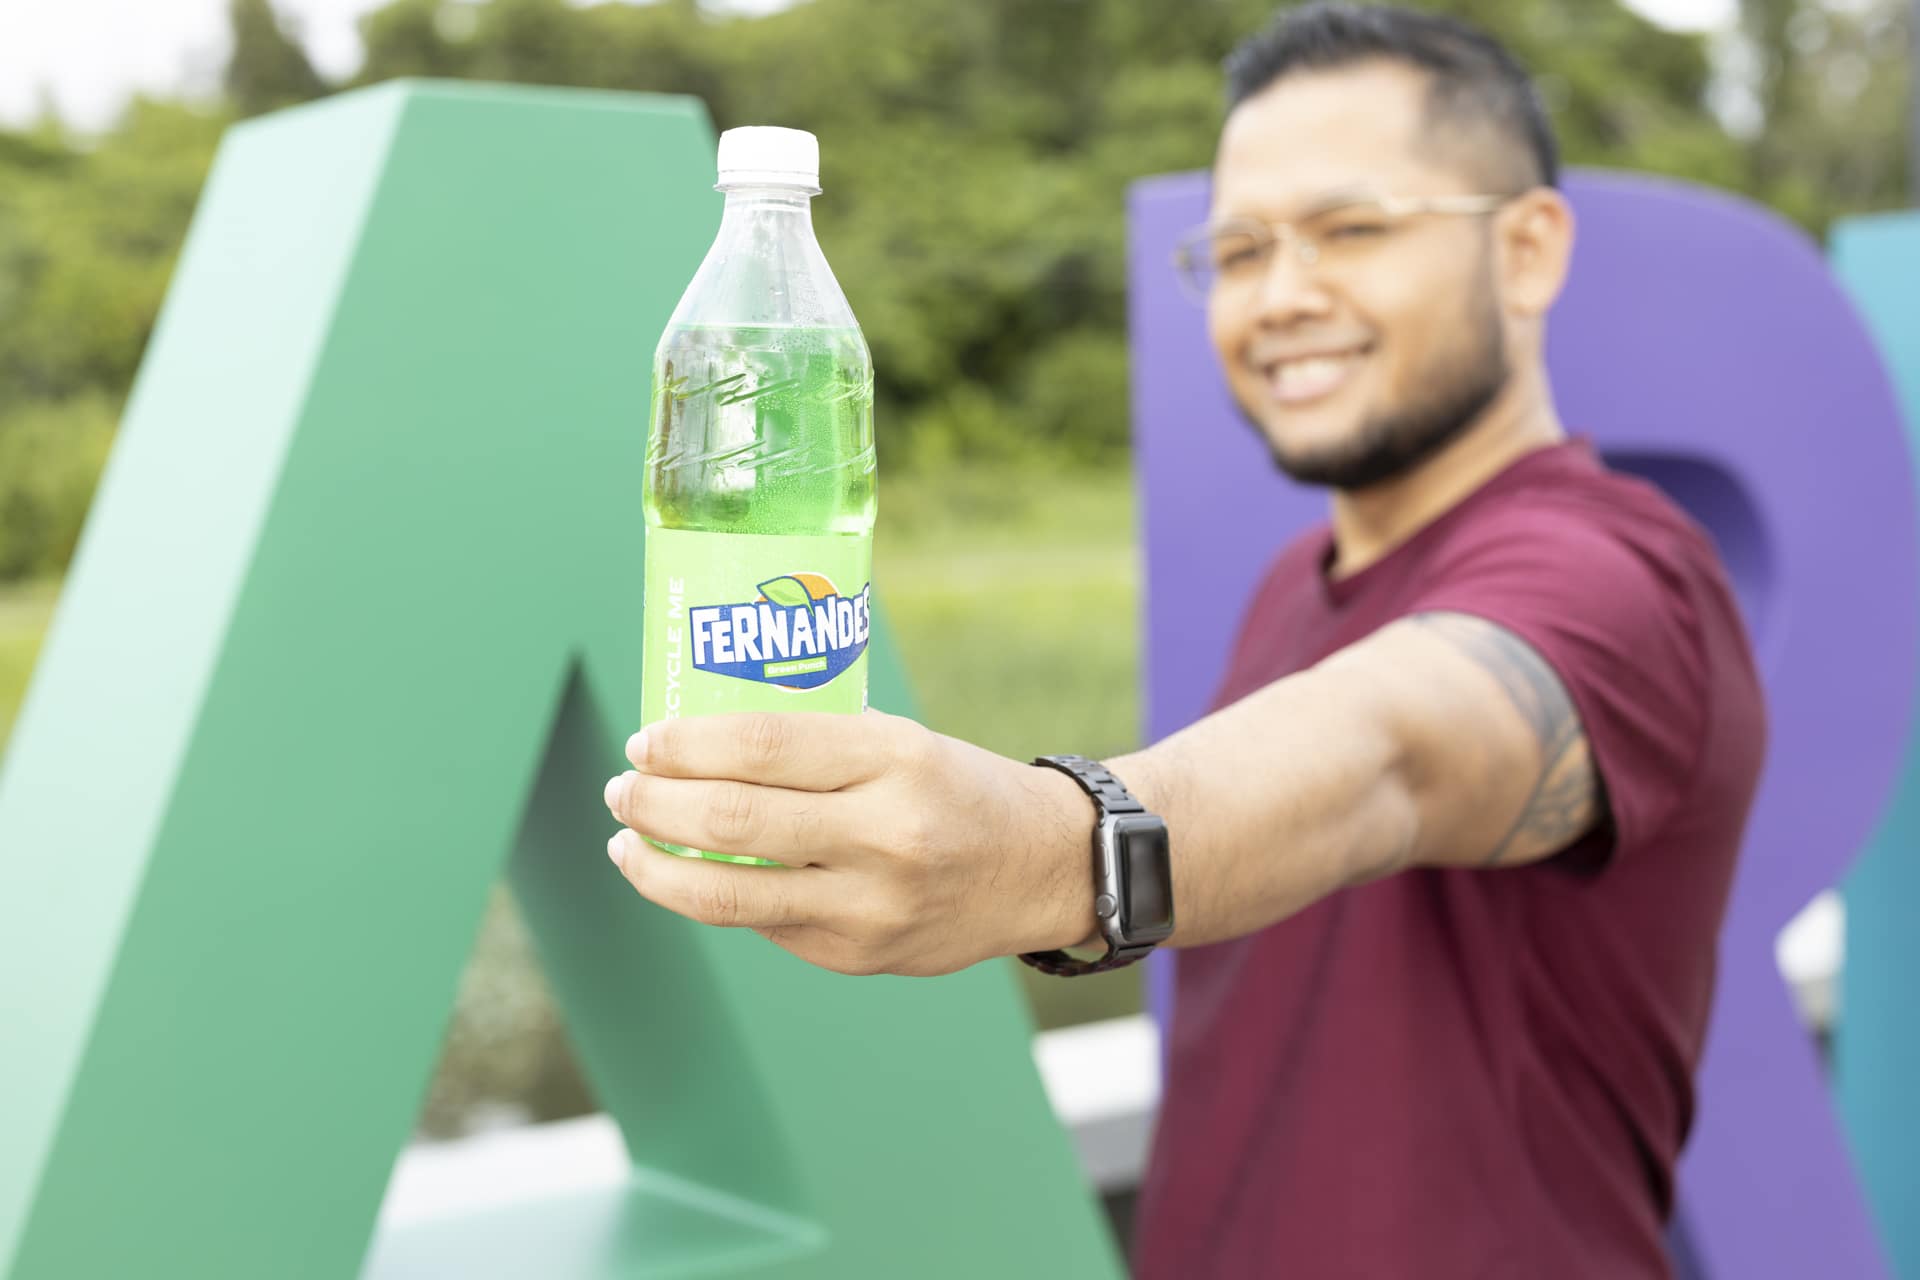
[646,324,877,536]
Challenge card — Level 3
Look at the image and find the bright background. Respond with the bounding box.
[3,0,1745,131]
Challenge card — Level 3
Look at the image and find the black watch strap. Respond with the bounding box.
[1018,755,1160,979]
[1019,939,1158,977]
[1036,754,1143,814]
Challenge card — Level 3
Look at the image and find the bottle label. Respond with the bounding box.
[641,527,872,729]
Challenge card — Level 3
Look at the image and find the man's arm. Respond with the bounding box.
[1092,611,1604,949]
[601,610,1606,974]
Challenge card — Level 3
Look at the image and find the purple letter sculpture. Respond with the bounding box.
[1128,170,1914,1277]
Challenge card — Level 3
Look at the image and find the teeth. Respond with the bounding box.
[1279,355,1340,384]
[1270,352,1355,398]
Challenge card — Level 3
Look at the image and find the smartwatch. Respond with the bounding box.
[1018,755,1175,977]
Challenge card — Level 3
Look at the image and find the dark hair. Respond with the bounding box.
[1224,3,1559,190]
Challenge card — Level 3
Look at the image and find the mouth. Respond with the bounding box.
[1256,344,1372,407]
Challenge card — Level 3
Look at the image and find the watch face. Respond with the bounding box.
[1113,815,1174,938]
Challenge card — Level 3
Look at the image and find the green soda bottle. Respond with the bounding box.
[640,126,877,865]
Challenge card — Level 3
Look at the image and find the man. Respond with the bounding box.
[601,5,1764,1276]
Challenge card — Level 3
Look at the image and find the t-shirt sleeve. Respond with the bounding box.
[1404,509,1709,858]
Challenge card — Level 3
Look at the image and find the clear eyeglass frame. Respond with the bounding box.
[1170,193,1517,305]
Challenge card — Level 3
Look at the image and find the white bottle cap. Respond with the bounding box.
[716,126,820,191]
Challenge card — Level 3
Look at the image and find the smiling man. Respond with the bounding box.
[602,5,1765,1276]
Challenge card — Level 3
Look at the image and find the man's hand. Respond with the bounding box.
[602,710,1097,976]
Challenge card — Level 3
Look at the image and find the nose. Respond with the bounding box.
[1249,236,1333,327]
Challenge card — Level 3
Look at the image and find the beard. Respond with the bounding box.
[1252,276,1510,492]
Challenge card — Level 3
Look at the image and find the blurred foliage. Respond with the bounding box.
[226,0,330,117]
[417,886,598,1137]
[1739,0,1912,225]
[0,0,1912,583]
[0,395,116,580]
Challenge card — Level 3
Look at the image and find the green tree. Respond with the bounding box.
[0,101,225,577]
[0,0,1907,583]
[1739,0,1910,227]
[355,0,480,83]
[0,396,117,580]
[224,0,331,118]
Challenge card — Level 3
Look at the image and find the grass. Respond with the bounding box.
[876,465,1141,763]
[0,464,1148,1033]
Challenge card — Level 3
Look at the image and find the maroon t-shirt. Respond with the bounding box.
[1130,440,1765,1279]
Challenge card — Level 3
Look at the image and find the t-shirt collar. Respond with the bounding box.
[1319,437,1598,606]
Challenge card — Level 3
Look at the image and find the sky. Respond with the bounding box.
[1,0,1740,133]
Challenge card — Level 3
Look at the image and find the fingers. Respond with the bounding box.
[604,769,852,867]
[626,710,918,792]
[608,829,842,931]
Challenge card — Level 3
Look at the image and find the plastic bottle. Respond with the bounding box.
[640,126,877,864]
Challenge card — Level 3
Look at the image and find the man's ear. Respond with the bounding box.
[1497,187,1575,318]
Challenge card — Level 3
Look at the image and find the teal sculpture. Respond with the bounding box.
[0,81,1121,1280]
[1833,211,1920,1280]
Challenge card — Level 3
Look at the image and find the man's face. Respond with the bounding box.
[1207,61,1512,490]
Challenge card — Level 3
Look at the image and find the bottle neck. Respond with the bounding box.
[717,185,816,229]
[670,181,852,330]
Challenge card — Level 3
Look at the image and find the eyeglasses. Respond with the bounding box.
[1170,193,1516,304]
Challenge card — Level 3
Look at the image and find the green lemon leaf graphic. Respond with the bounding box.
[757,576,815,607]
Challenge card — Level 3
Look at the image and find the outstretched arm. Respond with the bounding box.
[602,611,1604,972]
[1097,611,1603,948]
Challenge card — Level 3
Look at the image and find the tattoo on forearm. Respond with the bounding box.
[1411,612,1601,866]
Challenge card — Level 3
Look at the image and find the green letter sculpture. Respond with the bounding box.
[0,82,1121,1280]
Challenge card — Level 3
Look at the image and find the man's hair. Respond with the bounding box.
[1223,3,1560,191]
